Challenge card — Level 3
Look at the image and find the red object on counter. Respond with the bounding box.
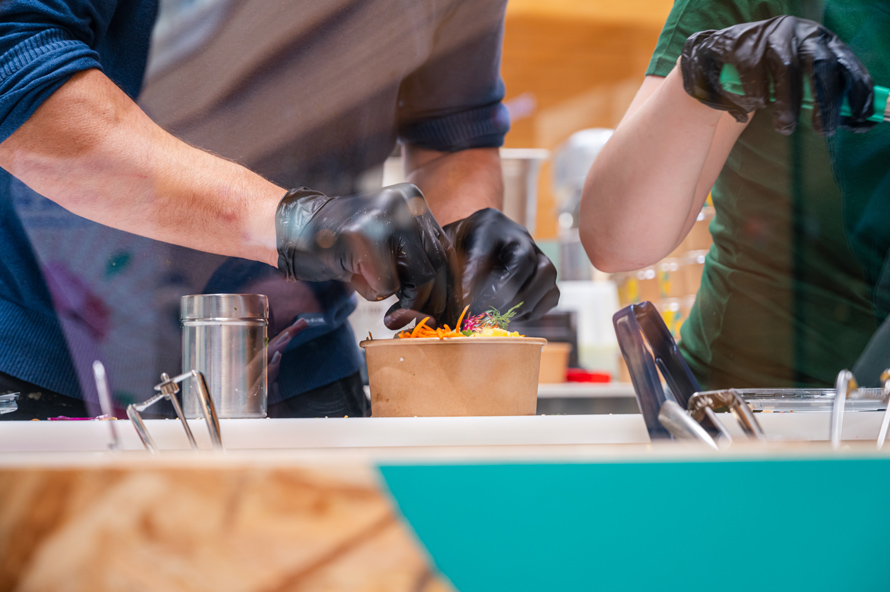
[565,369,611,383]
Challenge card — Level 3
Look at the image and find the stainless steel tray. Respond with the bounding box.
[711,388,888,413]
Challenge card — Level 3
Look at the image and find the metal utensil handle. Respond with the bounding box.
[876,370,890,450]
[127,389,199,454]
[613,302,703,439]
[728,393,767,441]
[702,407,733,445]
[830,370,857,449]
[127,370,223,453]
[92,361,120,452]
[126,406,156,452]
[658,400,719,450]
[127,393,168,454]
[187,370,222,450]
[688,390,767,442]
[720,63,890,124]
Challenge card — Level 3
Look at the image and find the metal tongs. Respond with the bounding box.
[687,389,765,445]
[616,302,890,449]
[127,370,223,453]
[615,301,741,446]
[614,302,765,447]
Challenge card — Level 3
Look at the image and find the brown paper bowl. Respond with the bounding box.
[360,337,547,417]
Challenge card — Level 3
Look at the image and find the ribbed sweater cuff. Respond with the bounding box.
[401,102,510,152]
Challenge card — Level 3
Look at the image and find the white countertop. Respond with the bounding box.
[1,410,887,453]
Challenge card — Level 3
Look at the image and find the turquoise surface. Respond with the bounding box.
[380,458,890,591]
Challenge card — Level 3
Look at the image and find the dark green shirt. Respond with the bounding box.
[647,0,890,389]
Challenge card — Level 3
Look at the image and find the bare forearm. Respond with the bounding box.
[580,68,744,271]
[403,146,503,226]
[0,70,282,266]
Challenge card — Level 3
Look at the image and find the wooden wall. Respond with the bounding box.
[502,0,674,238]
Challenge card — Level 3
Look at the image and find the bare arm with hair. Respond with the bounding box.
[0,69,283,267]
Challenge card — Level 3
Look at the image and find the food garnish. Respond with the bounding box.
[397,303,523,339]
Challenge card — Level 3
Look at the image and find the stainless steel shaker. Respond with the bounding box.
[181,294,268,418]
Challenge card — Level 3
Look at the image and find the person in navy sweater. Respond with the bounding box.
[0,0,559,419]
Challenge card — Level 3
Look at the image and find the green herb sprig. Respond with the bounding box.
[461,302,523,332]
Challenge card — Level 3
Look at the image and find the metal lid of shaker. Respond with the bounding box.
[180,294,269,321]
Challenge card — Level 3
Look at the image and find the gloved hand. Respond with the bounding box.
[276,183,456,329]
[444,208,559,321]
[680,15,875,135]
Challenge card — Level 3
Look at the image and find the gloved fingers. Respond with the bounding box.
[684,26,769,120]
[841,70,877,132]
[467,239,538,314]
[834,42,876,131]
[681,32,752,123]
[808,40,846,136]
[385,278,435,330]
[368,183,452,326]
[403,258,449,327]
[528,284,561,322]
[384,301,430,330]
[384,241,440,330]
[345,232,400,301]
[396,186,456,306]
[725,22,775,114]
[717,59,761,123]
[509,252,559,321]
[767,47,803,135]
[679,30,716,105]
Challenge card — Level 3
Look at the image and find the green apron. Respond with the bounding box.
[646,0,890,389]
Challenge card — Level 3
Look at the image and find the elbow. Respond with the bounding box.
[580,227,634,273]
[579,202,666,273]
[578,209,635,273]
[578,186,631,273]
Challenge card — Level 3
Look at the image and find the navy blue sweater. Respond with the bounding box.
[0,0,156,398]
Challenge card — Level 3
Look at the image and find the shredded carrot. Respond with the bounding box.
[398,304,508,339]
[456,305,469,332]
[411,317,430,338]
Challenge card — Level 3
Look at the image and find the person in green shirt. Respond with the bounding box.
[581,1,890,389]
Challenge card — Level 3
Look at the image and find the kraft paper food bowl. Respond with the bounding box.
[360,337,547,417]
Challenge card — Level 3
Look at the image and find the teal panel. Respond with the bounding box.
[380,459,890,591]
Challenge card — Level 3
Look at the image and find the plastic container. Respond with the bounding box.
[360,337,547,417]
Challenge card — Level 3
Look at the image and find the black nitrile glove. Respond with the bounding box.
[444,208,559,321]
[276,183,456,329]
[680,15,875,135]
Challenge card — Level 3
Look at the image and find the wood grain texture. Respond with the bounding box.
[0,465,452,592]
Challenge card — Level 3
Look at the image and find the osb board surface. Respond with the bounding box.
[0,465,452,592]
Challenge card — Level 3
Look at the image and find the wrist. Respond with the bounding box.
[241,182,288,268]
[274,187,333,279]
